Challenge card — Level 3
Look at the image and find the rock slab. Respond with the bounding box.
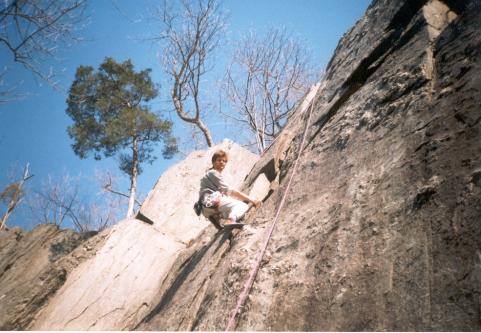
[0,225,101,330]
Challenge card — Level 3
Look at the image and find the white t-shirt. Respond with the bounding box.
[199,169,232,197]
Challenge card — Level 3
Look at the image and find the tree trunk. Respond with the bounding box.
[127,138,139,218]
[172,94,214,147]
[0,164,32,230]
[0,197,17,230]
[196,119,214,147]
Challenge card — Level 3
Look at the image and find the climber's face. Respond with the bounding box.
[213,157,227,172]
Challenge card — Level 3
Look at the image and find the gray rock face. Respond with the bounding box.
[137,0,481,331]
[0,225,103,330]
[2,0,479,331]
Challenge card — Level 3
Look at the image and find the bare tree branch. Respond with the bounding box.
[224,27,317,154]
[152,0,226,147]
[27,172,122,232]
[0,163,33,230]
[101,168,142,207]
[0,0,88,96]
[0,67,25,104]
[27,173,79,226]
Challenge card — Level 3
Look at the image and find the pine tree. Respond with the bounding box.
[66,57,177,218]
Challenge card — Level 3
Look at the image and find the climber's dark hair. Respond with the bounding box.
[211,150,228,164]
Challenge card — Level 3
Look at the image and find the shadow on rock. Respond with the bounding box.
[137,229,229,327]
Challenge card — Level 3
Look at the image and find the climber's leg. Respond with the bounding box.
[202,207,223,230]
[218,196,249,224]
[208,215,223,230]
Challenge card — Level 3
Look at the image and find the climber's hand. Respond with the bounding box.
[251,199,261,208]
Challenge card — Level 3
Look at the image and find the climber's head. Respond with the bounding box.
[212,150,228,172]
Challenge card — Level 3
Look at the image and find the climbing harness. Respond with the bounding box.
[202,190,222,208]
[225,99,316,331]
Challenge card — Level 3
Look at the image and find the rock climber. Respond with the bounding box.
[199,149,260,230]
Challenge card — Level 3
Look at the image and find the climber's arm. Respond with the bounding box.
[228,189,261,208]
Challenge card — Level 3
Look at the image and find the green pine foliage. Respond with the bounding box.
[66,57,178,177]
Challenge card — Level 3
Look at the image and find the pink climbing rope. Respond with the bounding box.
[225,100,316,331]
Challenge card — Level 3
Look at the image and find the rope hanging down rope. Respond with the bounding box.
[225,98,316,331]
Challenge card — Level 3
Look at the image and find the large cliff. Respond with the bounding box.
[137,0,481,330]
[1,0,480,331]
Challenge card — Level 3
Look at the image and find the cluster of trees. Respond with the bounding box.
[26,171,126,232]
[1,167,125,232]
[153,0,316,152]
[0,0,318,231]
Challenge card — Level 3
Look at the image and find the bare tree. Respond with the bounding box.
[0,0,87,97]
[0,163,33,230]
[69,199,120,233]
[77,171,126,232]
[225,28,317,153]
[95,170,142,208]
[27,174,80,226]
[27,173,122,232]
[152,0,226,147]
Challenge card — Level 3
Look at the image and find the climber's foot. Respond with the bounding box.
[223,222,245,229]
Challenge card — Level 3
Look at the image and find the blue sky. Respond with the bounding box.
[0,0,371,230]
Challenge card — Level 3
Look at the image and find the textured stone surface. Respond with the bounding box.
[29,218,185,330]
[2,0,480,331]
[137,0,481,331]
[247,172,270,203]
[0,224,100,330]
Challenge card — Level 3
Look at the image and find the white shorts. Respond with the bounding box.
[218,196,249,222]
